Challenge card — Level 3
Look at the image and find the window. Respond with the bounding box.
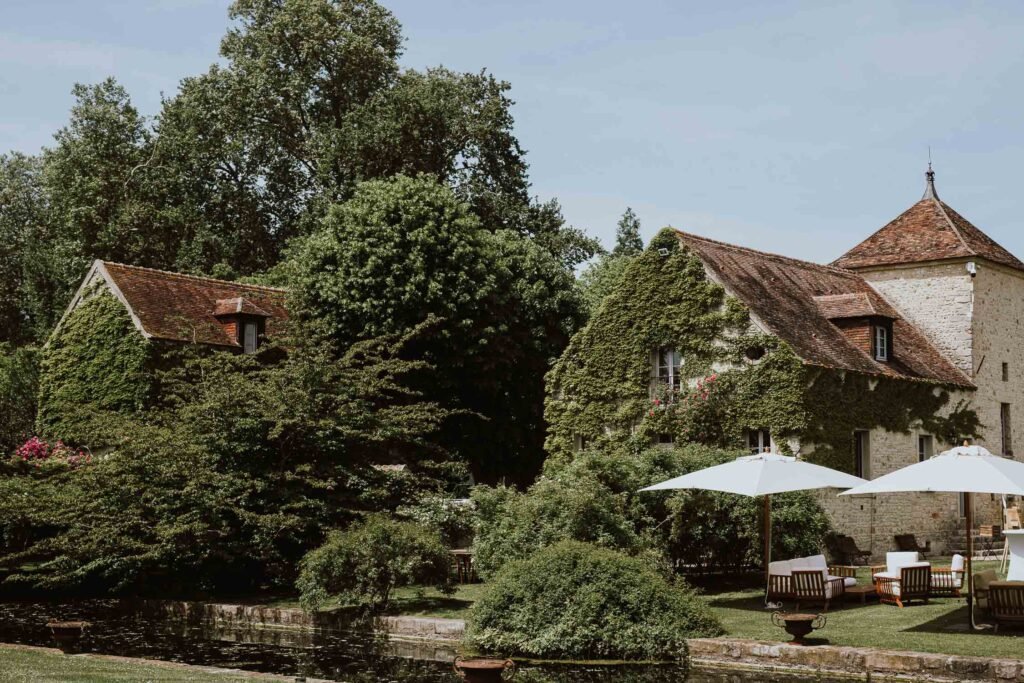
[242,320,259,354]
[958,492,969,519]
[748,428,771,454]
[657,433,675,446]
[854,430,870,479]
[1002,403,1013,457]
[655,348,682,392]
[1004,362,1010,382]
[573,434,588,452]
[918,435,933,463]
[873,325,889,361]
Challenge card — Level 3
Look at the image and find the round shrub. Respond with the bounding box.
[466,541,722,661]
[296,514,453,612]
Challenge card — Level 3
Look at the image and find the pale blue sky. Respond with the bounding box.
[3,1,1024,264]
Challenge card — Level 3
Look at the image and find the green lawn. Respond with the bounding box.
[0,645,293,682]
[707,557,1024,659]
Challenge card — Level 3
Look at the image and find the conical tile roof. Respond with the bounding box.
[833,169,1024,273]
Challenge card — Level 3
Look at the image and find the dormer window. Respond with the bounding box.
[213,297,271,354]
[873,324,889,361]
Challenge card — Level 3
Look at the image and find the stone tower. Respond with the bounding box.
[833,168,1024,461]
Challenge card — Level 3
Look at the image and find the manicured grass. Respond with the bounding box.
[707,557,1024,659]
[0,645,288,682]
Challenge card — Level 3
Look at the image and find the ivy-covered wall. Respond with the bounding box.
[37,288,153,446]
[545,228,979,472]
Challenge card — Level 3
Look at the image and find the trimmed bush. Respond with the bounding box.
[466,541,722,661]
[471,476,641,579]
[296,514,453,612]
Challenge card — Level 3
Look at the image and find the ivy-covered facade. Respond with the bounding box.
[37,260,289,447]
[546,226,982,556]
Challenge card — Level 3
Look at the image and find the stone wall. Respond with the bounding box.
[859,260,974,375]
[814,423,974,559]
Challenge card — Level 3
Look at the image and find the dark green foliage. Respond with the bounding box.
[466,541,721,661]
[296,514,453,612]
[1,324,457,594]
[0,344,39,454]
[470,477,642,579]
[0,154,47,344]
[36,291,152,447]
[396,494,476,549]
[291,174,584,483]
[471,444,832,578]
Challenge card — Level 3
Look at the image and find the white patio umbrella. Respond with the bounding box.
[840,443,1024,628]
[641,453,867,583]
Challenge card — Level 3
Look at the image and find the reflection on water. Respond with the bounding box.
[0,601,845,682]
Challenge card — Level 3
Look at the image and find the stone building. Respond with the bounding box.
[548,168,1019,557]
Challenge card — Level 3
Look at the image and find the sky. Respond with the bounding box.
[3,0,1024,264]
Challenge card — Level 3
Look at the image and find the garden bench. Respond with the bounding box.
[894,534,931,557]
[826,534,871,566]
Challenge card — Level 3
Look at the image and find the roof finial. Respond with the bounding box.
[923,155,939,200]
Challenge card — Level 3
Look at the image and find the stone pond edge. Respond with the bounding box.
[136,600,1024,681]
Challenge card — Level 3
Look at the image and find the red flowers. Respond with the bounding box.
[14,437,91,468]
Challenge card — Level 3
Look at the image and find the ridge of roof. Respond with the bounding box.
[674,229,859,277]
[101,261,288,294]
[932,198,975,256]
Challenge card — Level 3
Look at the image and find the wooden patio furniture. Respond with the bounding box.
[974,569,999,614]
[875,564,932,608]
[767,555,857,602]
[988,582,1024,632]
[826,534,871,566]
[893,534,931,557]
[931,554,966,597]
[792,569,846,612]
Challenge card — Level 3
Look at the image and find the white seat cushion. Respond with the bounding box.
[769,560,792,576]
[874,571,898,580]
[886,551,920,574]
[807,554,828,571]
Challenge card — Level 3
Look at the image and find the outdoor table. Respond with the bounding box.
[1003,530,1024,580]
[845,584,876,604]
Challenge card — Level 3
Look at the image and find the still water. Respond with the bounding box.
[0,601,839,682]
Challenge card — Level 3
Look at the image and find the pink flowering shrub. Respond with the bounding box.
[13,436,91,469]
[644,373,727,444]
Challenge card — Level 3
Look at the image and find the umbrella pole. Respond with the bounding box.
[966,491,977,630]
[764,494,772,583]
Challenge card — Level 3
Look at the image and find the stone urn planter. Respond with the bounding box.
[453,656,515,682]
[46,621,90,653]
[771,612,826,645]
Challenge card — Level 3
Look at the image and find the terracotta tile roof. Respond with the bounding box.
[813,292,895,320]
[675,231,973,388]
[832,188,1024,273]
[213,297,272,318]
[100,262,289,347]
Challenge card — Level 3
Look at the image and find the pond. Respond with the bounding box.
[0,601,839,682]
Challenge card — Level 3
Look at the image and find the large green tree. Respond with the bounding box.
[0,153,48,344]
[0,324,457,594]
[291,174,584,483]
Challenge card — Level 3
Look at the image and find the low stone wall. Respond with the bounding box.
[690,637,1024,681]
[133,599,466,642]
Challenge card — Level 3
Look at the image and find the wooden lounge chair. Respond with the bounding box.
[894,534,931,557]
[792,569,846,612]
[989,582,1024,632]
[875,563,931,608]
[974,569,999,614]
[826,534,872,566]
[931,554,965,597]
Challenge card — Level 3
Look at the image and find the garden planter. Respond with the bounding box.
[771,612,826,645]
[453,656,515,682]
[47,620,90,653]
